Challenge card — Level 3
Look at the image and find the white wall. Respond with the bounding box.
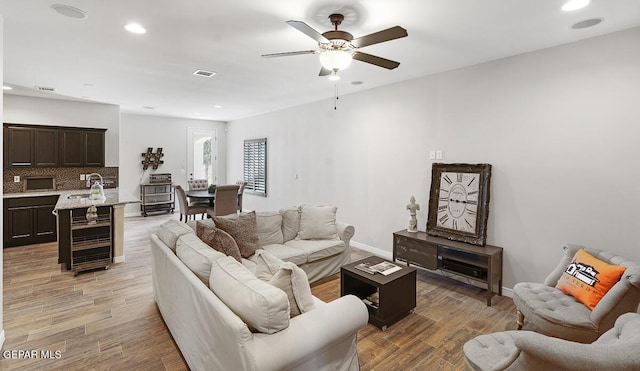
[3,95,120,166]
[227,28,640,289]
[119,114,227,216]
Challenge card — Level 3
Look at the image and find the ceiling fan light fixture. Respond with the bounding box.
[319,50,352,71]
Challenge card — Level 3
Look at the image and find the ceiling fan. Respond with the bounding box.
[262,14,408,77]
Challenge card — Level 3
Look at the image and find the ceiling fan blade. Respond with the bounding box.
[261,50,318,58]
[351,26,407,48]
[319,67,332,76]
[286,20,329,44]
[352,52,400,70]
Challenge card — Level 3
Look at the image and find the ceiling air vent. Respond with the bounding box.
[193,69,216,77]
[35,86,56,92]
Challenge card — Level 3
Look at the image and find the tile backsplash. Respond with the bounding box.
[3,167,118,193]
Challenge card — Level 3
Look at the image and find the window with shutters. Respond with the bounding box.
[243,138,267,197]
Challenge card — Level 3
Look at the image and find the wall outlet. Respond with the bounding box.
[13,175,20,183]
[436,150,443,160]
[80,174,85,180]
[429,151,436,160]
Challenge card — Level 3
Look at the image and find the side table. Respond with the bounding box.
[341,256,417,331]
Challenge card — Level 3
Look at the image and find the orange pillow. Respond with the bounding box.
[556,249,626,310]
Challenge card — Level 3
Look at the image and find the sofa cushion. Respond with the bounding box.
[175,233,226,285]
[556,249,626,310]
[209,256,290,334]
[279,206,300,242]
[257,244,308,266]
[196,221,242,262]
[284,239,346,263]
[213,211,259,258]
[157,219,195,251]
[296,205,338,240]
[256,212,284,246]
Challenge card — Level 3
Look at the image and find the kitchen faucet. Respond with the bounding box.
[86,173,104,187]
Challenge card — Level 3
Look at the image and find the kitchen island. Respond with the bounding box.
[54,189,139,274]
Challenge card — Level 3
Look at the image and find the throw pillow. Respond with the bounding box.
[196,221,242,262]
[267,262,316,317]
[256,212,284,246]
[279,206,301,242]
[253,249,285,281]
[296,205,338,240]
[213,211,259,258]
[556,249,626,310]
[209,256,290,334]
[157,219,195,251]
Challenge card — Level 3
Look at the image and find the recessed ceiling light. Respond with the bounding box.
[562,0,591,11]
[193,69,216,77]
[214,105,222,109]
[350,81,364,86]
[3,86,13,90]
[125,23,146,34]
[572,18,603,29]
[51,4,88,19]
[194,113,201,116]
[143,106,155,110]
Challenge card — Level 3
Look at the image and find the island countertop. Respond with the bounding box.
[53,189,140,210]
[4,188,139,210]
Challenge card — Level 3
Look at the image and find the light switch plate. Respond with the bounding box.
[80,174,85,180]
[436,150,443,160]
[429,151,436,160]
[13,175,20,182]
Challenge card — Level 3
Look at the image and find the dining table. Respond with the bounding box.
[186,190,216,206]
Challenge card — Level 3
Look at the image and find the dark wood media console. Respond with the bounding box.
[393,230,503,306]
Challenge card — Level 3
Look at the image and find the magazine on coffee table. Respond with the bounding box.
[354,261,402,276]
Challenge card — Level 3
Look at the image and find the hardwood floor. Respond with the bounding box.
[2,213,516,370]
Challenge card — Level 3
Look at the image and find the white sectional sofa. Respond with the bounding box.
[150,206,368,371]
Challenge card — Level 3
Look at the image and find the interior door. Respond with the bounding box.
[187,127,217,186]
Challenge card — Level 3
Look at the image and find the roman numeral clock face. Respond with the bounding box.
[437,172,479,233]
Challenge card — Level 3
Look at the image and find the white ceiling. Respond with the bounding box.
[1,1,639,122]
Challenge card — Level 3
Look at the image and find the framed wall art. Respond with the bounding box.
[426,163,492,246]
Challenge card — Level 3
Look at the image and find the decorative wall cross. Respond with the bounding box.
[141,147,164,170]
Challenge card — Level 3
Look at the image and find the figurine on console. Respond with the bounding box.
[406,196,420,233]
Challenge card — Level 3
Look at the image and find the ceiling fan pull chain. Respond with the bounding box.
[334,83,339,110]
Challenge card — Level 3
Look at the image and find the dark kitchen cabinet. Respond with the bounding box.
[4,124,105,168]
[34,128,59,166]
[4,125,59,167]
[4,195,60,248]
[4,125,34,167]
[59,128,106,167]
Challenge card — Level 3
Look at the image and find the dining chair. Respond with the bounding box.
[187,179,208,191]
[207,184,240,218]
[236,180,247,212]
[175,185,207,222]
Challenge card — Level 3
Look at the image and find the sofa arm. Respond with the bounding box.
[250,294,368,371]
[336,222,355,247]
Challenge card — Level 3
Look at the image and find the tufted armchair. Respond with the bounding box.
[463,312,640,370]
[512,244,640,343]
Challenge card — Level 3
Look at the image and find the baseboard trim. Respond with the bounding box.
[113,256,126,264]
[350,241,392,260]
[349,240,512,298]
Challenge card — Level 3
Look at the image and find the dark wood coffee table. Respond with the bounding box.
[341,256,417,331]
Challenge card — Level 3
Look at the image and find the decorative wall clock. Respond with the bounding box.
[426,163,492,246]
